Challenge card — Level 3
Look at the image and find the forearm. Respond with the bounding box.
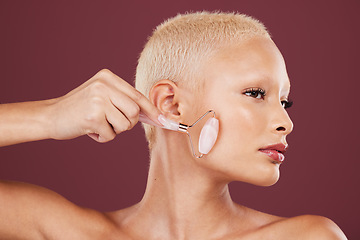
[0,69,163,146]
[0,99,55,147]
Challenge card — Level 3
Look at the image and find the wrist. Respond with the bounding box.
[41,98,60,140]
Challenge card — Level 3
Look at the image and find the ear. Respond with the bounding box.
[149,80,182,121]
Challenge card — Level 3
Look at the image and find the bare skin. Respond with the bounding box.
[0,69,162,147]
[0,38,347,239]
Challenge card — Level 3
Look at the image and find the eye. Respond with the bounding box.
[243,88,266,99]
[281,99,293,109]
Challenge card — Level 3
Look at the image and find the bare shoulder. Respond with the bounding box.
[232,206,347,240]
[0,181,118,239]
[267,215,348,240]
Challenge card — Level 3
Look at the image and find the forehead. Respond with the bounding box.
[204,37,290,93]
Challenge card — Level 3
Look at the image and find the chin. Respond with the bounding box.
[203,152,281,186]
[234,163,281,187]
[222,167,280,187]
[255,178,279,187]
[252,167,280,187]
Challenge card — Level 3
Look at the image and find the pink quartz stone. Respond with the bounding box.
[198,117,219,154]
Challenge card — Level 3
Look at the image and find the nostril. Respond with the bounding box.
[276,126,286,131]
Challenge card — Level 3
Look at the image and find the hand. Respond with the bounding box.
[49,69,162,143]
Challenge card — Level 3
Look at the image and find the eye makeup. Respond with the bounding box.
[242,87,266,99]
[242,87,294,109]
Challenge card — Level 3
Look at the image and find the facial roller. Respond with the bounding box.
[157,110,219,158]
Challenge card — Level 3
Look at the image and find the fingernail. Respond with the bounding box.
[158,114,179,131]
[138,113,163,128]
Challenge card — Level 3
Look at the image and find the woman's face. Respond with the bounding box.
[192,37,293,186]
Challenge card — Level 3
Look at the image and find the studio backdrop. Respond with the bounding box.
[0,0,358,238]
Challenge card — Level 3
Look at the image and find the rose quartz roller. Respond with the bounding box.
[155,110,219,158]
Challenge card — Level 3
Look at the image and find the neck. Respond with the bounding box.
[123,133,245,239]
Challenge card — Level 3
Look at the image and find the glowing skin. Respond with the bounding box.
[154,36,292,182]
[176,36,293,186]
[118,37,297,239]
[0,36,346,239]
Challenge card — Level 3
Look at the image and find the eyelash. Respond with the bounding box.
[243,88,293,109]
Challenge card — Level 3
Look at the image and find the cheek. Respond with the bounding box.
[197,105,266,180]
[219,103,265,147]
[197,105,264,171]
[200,90,266,158]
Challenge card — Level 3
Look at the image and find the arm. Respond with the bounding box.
[0,69,163,238]
[0,69,163,147]
[0,181,114,240]
[0,100,55,147]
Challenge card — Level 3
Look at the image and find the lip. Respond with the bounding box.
[259,143,288,164]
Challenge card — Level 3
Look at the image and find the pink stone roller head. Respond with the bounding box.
[198,117,219,154]
[151,110,218,158]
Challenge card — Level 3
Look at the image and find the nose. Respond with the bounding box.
[272,106,294,136]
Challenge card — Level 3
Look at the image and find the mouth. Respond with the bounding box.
[259,149,285,164]
[259,143,288,164]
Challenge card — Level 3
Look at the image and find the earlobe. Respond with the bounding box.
[149,80,181,120]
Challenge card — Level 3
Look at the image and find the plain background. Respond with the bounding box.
[0,0,359,238]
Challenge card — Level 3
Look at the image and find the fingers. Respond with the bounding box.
[84,93,133,142]
[82,69,164,143]
[125,88,162,126]
[86,118,116,143]
[94,69,163,126]
[104,99,132,134]
[138,112,163,127]
[107,90,140,131]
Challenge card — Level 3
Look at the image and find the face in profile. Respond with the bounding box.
[187,37,293,186]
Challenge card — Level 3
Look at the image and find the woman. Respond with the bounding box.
[0,12,347,239]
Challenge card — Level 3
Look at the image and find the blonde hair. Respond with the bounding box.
[135,11,271,149]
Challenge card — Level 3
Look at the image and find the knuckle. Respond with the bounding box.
[127,121,137,131]
[112,123,127,135]
[114,128,124,134]
[84,109,103,129]
[99,134,115,143]
[89,96,105,109]
[108,132,117,141]
[125,120,132,131]
[97,69,113,78]
[84,115,100,129]
[127,106,140,120]
[90,80,108,94]
[118,120,131,133]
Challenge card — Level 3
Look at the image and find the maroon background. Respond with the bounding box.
[0,0,359,238]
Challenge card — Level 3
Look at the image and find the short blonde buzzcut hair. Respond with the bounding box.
[135,11,271,149]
